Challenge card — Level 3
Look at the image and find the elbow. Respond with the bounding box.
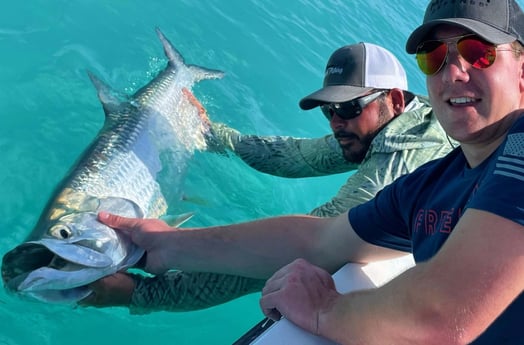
[411,303,479,345]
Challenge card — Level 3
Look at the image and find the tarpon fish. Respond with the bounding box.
[1,28,224,303]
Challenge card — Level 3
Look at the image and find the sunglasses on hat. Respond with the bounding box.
[415,34,519,76]
[321,90,386,121]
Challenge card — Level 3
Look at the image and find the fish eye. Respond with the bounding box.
[50,225,72,239]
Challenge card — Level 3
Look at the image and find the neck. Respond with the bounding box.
[460,137,505,168]
[461,110,524,168]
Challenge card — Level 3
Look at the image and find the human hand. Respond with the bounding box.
[259,258,339,336]
[98,212,175,274]
[181,87,211,129]
[79,272,136,307]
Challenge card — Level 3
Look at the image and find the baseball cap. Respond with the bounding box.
[299,43,408,110]
[406,0,524,54]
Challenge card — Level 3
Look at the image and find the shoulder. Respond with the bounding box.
[369,95,453,154]
[381,95,434,135]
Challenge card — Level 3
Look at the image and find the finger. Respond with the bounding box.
[310,264,336,290]
[77,290,97,307]
[265,308,282,322]
[182,87,208,121]
[259,292,283,321]
[261,273,286,296]
[262,259,310,296]
[97,212,141,232]
[262,259,299,289]
[78,273,135,307]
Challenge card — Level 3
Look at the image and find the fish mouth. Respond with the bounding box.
[1,240,116,301]
[2,242,55,291]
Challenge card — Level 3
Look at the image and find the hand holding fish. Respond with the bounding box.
[80,272,136,307]
[98,212,175,275]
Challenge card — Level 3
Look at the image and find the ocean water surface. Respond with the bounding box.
[1,0,503,343]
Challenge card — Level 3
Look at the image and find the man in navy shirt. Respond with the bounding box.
[96,0,524,343]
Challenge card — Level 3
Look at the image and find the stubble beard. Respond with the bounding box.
[338,100,391,164]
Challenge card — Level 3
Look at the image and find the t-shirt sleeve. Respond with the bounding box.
[348,177,413,253]
[467,117,524,225]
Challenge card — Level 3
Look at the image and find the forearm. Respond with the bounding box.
[320,265,460,345]
[170,216,328,279]
[210,122,355,177]
[234,135,355,177]
[166,212,387,279]
[129,271,265,314]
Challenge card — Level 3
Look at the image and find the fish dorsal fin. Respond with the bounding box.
[155,27,184,68]
[87,71,130,117]
[155,27,225,83]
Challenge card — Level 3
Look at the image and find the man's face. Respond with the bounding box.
[425,25,524,146]
[329,94,393,163]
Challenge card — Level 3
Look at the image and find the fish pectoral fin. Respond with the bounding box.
[160,212,195,227]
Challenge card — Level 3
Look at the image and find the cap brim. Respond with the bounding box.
[406,18,517,54]
[299,85,373,110]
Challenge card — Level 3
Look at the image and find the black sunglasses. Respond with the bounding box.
[321,90,386,121]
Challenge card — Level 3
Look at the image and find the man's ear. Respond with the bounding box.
[389,88,406,115]
[520,55,524,93]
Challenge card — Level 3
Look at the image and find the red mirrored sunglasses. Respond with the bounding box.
[416,34,519,76]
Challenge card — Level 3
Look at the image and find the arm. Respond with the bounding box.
[98,211,406,280]
[209,122,357,177]
[84,270,265,313]
[309,151,407,216]
[183,80,354,178]
[129,271,265,314]
[261,209,524,345]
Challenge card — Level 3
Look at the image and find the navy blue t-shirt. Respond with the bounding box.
[349,115,524,344]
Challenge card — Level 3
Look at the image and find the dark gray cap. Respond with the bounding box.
[406,0,524,54]
[299,42,408,110]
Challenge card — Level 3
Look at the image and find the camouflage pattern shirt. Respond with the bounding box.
[210,94,456,216]
[129,95,457,313]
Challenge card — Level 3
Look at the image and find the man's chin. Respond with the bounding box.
[344,154,364,164]
[342,150,365,164]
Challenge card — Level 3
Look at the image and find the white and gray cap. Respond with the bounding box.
[299,42,409,110]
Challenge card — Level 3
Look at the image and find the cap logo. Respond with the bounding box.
[325,66,343,76]
[428,0,491,14]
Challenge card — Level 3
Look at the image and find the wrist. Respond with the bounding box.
[316,292,346,340]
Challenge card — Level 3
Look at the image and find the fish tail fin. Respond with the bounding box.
[188,64,225,83]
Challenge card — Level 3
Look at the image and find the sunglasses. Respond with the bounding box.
[415,34,518,76]
[321,90,386,121]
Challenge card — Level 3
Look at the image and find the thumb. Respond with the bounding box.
[97,211,140,233]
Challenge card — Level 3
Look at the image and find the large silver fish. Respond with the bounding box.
[1,28,224,304]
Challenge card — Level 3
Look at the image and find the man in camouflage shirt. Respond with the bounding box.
[83,42,455,313]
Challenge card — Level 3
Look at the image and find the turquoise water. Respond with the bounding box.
[2,1,520,344]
